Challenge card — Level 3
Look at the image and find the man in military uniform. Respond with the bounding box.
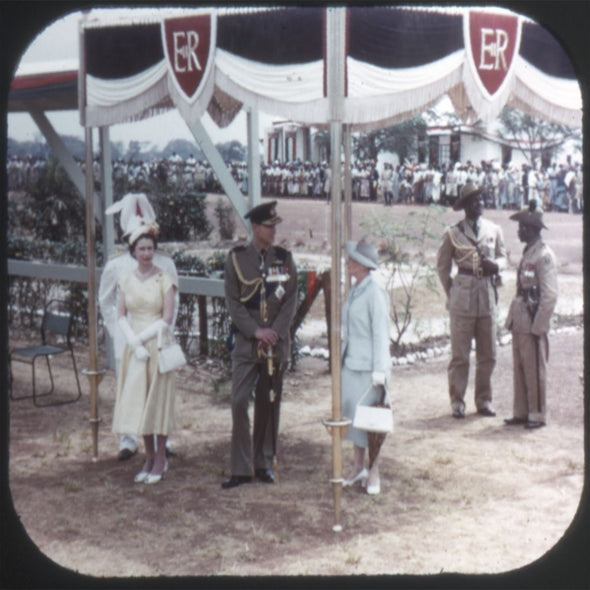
[504,203,558,429]
[437,183,507,418]
[222,201,298,488]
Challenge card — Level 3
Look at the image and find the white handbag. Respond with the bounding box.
[157,325,186,374]
[353,385,393,433]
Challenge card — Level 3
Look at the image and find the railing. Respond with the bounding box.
[7,259,226,364]
[7,260,225,297]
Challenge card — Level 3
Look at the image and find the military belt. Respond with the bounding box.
[517,287,537,298]
[457,267,494,278]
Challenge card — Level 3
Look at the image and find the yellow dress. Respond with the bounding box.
[112,269,177,436]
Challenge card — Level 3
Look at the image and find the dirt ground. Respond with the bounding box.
[4,199,587,586]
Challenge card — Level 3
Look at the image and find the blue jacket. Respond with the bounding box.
[341,274,391,377]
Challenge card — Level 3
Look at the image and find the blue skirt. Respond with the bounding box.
[341,366,382,448]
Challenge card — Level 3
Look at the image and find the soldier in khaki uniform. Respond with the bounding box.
[437,183,507,418]
[504,203,558,429]
[221,201,298,488]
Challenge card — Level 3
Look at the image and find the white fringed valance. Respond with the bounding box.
[81,23,582,130]
[85,60,171,127]
[86,60,168,107]
[511,56,582,127]
[344,51,464,129]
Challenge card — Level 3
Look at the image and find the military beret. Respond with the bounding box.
[244,200,282,226]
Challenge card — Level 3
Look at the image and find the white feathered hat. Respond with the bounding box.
[105,193,156,239]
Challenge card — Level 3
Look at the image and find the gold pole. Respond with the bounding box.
[343,123,352,293]
[324,7,348,533]
[84,127,103,462]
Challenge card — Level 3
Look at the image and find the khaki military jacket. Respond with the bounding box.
[437,217,506,317]
[224,242,298,361]
[505,238,558,335]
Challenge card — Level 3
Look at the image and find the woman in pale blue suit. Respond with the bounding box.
[341,239,391,495]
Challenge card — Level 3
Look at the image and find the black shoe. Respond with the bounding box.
[221,475,252,489]
[477,407,497,417]
[255,468,275,483]
[452,408,465,419]
[504,417,527,425]
[525,421,546,430]
[118,448,137,461]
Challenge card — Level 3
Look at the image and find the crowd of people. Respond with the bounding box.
[6,152,249,196]
[7,152,583,214]
[259,157,583,214]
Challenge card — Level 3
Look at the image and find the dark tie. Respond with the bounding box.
[473,220,479,236]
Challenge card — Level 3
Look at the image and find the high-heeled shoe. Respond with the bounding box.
[343,468,368,488]
[145,460,168,485]
[366,476,381,495]
[134,469,150,483]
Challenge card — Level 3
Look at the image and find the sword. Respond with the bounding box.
[259,344,279,480]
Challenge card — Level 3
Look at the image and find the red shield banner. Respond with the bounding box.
[465,10,521,99]
[162,14,215,103]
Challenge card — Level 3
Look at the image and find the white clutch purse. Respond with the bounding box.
[157,325,186,374]
[352,385,393,433]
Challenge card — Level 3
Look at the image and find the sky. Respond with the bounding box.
[7,8,277,151]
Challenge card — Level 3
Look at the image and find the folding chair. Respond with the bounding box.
[9,299,82,407]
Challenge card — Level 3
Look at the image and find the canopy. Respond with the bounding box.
[76,6,581,131]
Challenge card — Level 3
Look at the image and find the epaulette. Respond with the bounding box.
[231,244,247,253]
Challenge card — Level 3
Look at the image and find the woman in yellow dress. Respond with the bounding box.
[111,221,178,484]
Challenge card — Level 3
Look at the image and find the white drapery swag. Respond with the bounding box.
[85,60,170,127]
[83,40,581,130]
[214,48,328,124]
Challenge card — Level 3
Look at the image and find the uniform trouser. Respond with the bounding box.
[511,332,548,423]
[230,357,284,476]
[448,314,496,412]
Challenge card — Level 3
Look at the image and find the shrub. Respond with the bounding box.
[154,190,212,242]
[361,205,446,351]
[214,198,236,240]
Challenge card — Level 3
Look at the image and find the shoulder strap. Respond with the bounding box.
[447,224,478,264]
[231,251,264,303]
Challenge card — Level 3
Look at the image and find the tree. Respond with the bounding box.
[496,107,581,168]
[361,205,447,352]
[216,140,247,163]
[353,116,427,163]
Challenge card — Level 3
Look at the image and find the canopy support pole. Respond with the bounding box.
[246,108,261,211]
[99,126,117,369]
[325,6,348,533]
[188,119,249,227]
[83,126,104,461]
[343,123,353,292]
[28,108,102,219]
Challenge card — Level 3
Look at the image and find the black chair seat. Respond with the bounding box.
[11,344,67,358]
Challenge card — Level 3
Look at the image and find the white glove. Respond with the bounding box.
[138,319,169,344]
[372,371,386,386]
[134,345,150,361]
[118,316,142,350]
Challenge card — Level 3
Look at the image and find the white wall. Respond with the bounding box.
[459,133,503,165]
